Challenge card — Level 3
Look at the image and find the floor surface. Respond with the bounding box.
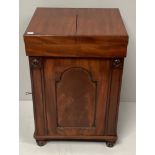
[19,101,136,155]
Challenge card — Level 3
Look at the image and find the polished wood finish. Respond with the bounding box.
[25,8,77,36]
[24,8,128,57]
[43,58,110,136]
[25,8,127,36]
[77,8,127,36]
[23,8,128,147]
[24,39,127,57]
[34,134,117,141]
[56,67,96,128]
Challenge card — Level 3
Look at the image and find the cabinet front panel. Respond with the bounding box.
[56,67,96,128]
[43,58,111,136]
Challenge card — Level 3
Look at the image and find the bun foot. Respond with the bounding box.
[106,141,115,147]
[36,140,46,146]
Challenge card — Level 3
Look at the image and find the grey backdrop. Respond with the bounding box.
[19,0,136,101]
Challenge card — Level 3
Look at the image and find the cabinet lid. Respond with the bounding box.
[24,8,128,44]
[24,8,128,57]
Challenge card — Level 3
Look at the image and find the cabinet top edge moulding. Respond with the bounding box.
[23,8,128,58]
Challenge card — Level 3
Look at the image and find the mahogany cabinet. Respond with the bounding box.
[23,8,128,147]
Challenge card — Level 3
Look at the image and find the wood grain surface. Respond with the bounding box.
[25,8,127,36]
[24,8,129,147]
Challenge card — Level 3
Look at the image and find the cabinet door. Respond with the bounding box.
[43,58,111,136]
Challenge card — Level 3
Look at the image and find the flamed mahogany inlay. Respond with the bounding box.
[56,67,97,128]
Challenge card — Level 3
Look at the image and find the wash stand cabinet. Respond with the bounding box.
[24,8,128,147]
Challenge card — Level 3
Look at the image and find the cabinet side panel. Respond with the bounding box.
[105,59,123,135]
[29,57,46,136]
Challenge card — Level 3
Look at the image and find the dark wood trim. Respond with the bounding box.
[29,57,42,69]
[29,57,46,136]
[34,134,117,141]
[105,59,124,135]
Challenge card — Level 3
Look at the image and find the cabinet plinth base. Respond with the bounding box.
[34,134,117,147]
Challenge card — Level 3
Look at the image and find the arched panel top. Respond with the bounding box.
[56,67,96,83]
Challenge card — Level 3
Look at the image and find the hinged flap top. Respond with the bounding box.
[25,8,77,36]
[24,8,128,57]
[24,8,128,42]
